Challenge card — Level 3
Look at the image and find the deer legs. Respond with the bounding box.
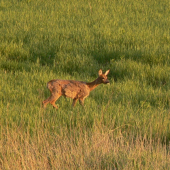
[72,98,84,107]
[43,94,61,109]
[43,96,84,109]
[79,98,84,106]
[72,98,78,107]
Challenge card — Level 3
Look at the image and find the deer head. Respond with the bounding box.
[98,69,110,84]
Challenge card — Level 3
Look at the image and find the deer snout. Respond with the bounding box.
[104,80,110,84]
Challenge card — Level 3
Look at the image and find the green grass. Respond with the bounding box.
[0,0,170,169]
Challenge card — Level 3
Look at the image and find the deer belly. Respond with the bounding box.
[64,89,78,99]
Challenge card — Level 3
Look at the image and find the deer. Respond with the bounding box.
[42,69,110,109]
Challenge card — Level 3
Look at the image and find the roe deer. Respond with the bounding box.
[42,69,110,109]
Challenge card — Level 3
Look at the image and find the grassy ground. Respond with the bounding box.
[0,0,170,169]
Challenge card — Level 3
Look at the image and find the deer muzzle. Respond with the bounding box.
[105,80,110,84]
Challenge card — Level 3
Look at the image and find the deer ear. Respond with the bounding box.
[104,69,110,76]
[98,69,103,76]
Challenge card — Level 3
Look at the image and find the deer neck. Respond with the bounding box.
[86,78,101,91]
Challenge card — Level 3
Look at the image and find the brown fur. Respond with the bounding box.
[42,69,110,109]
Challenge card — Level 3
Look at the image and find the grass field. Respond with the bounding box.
[0,0,170,169]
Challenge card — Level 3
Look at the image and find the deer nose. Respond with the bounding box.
[105,80,109,84]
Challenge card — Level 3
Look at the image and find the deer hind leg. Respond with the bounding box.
[72,98,78,107]
[42,97,50,108]
[43,94,61,109]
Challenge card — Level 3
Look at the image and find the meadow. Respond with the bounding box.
[0,0,170,169]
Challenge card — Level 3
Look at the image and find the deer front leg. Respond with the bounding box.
[72,98,78,107]
[79,98,84,107]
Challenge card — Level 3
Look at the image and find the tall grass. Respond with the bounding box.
[0,0,170,169]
